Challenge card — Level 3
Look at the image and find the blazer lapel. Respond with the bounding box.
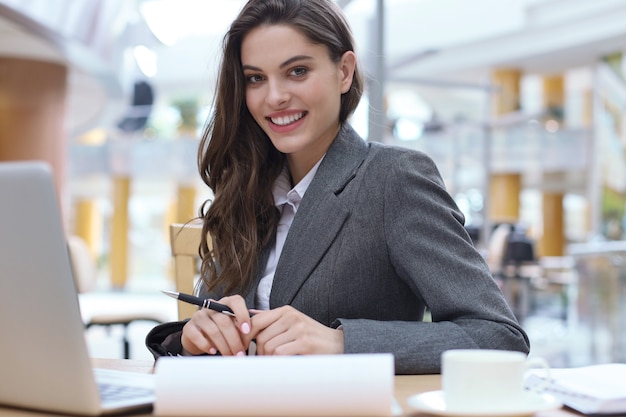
[269,124,369,307]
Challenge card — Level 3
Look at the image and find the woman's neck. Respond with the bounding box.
[287,124,340,185]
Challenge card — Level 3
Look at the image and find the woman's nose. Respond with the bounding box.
[266,80,290,107]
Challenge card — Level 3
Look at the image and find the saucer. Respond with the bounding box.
[406,390,562,417]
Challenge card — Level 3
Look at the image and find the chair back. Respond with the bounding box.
[67,235,98,294]
[169,222,205,320]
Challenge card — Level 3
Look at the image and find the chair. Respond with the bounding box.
[169,221,205,320]
[533,256,576,321]
[487,223,540,322]
[67,235,172,358]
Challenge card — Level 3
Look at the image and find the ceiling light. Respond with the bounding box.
[134,45,157,77]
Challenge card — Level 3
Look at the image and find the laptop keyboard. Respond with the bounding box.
[94,368,155,407]
[99,382,153,403]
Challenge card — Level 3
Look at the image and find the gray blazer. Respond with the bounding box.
[147,123,529,374]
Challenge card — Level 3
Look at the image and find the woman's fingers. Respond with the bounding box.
[181,309,221,354]
[181,296,251,356]
[219,295,252,336]
[250,306,344,355]
[181,300,344,357]
[204,310,248,355]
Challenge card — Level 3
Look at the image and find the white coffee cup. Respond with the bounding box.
[441,349,550,413]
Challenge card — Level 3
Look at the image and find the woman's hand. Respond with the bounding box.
[249,306,344,355]
[181,295,252,356]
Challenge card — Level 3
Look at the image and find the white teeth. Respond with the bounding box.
[271,112,304,126]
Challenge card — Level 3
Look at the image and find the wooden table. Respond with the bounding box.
[0,358,581,417]
[393,373,579,417]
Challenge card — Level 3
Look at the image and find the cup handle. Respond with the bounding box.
[524,357,551,394]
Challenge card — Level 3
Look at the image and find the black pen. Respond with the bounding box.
[161,290,236,317]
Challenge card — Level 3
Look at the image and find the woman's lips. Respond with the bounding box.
[267,111,307,132]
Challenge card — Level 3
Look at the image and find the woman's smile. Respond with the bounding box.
[267,111,308,132]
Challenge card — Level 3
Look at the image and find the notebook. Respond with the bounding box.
[0,161,155,415]
[525,363,626,415]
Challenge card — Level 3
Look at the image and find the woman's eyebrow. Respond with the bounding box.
[242,64,262,72]
[279,55,313,68]
[242,55,314,72]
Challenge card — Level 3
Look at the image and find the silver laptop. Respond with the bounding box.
[0,161,155,415]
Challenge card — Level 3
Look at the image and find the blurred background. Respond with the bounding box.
[1,0,626,366]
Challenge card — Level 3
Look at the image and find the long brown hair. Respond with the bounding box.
[197,0,364,296]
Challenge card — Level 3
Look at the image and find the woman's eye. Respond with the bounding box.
[290,67,308,77]
[246,74,264,84]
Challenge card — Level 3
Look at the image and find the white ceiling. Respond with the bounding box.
[387,0,626,79]
[2,0,626,133]
[143,0,626,86]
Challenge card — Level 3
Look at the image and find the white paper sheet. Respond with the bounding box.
[154,353,394,416]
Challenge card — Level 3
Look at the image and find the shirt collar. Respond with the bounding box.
[272,156,324,209]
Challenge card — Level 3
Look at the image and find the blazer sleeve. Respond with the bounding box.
[145,320,188,358]
[335,148,530,374]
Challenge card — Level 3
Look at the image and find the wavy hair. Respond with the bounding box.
[197,0,364,296]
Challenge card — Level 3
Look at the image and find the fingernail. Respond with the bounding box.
[241,322,250,334]
[209,347,217,355]
[236,351,245,357]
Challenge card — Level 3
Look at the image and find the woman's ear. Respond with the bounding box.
[339,51,357,94]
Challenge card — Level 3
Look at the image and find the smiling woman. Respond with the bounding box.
[145,0,530,375]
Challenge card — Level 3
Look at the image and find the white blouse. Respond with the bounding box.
[255,158,324,310]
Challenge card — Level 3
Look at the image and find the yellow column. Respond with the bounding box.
[489,173,521,223]
[489,69,522,224]
[542,75,565,121]
[492,68,522,115]
[540,75,565,257]
[74,198,101,259]
[110,176,130,288]
[541,192,564,256]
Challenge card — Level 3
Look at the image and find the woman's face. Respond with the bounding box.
[241,24,355,172]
